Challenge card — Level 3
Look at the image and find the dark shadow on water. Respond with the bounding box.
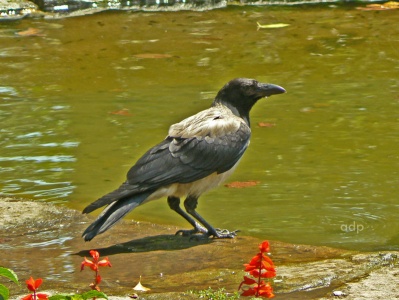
[75,234,213,257]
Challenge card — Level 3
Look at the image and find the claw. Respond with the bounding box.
[191,228,240,239]
[175,225,240,239]
[210,228,240,238]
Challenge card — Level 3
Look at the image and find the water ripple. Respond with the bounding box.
[5,141,80,148]
[0,155,76,162]
[27,236,73,248]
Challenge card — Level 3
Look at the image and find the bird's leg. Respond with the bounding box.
[184,195,238,239]
[167,196,208,236]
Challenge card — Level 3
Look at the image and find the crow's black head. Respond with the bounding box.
[213,78,285,124]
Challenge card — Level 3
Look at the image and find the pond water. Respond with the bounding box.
[1,4,398,251]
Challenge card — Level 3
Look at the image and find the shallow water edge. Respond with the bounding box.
[1,196,398,300]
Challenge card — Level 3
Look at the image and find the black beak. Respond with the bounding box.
[258,83,286,97]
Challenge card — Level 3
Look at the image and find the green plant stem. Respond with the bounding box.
[257,253,262,297]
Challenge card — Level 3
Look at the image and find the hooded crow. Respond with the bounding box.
[82,78,285,241]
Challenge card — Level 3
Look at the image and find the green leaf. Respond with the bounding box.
[81,291,108,300]
[49,294,75,300]
[0,267,19,285]
[49,292,108,300]
[256,22,290,29]
[0,284,10,300]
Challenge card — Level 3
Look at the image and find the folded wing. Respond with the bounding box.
[83,105,251,213]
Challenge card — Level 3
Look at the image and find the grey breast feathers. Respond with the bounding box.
[168,104,248,140]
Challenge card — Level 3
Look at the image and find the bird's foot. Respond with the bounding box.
[175,223,208,237]
[209,228,240,239]
[188,228,239,241]
[176,224,239,239]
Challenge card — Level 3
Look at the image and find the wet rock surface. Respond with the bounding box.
[1,196,398,299]
[0,0,227,20]
[0,0,340,19]
[0,0,36,20]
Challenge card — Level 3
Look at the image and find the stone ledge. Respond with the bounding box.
[1,196,398,299]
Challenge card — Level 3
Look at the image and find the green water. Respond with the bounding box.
[1,5,398,251]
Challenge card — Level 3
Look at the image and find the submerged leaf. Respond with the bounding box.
[258,122,276,128]
[109,108,133,116]
[356,1,399,10]
[257,22,290,29]
[133,53,174,59]
[384,1,399,8]
[225,181,260,188]
[17,28,45,37]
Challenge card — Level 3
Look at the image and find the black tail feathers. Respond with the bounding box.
[82,191,153,241]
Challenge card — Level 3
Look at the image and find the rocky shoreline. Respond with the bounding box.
[0,0,346,20]
[1,196,398,299]
[0,0,227,21]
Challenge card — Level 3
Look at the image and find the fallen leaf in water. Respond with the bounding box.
[300,107,316,113]
[198,36,223,41]
[109,108,133,116]
[356,1,399,10]
[17,28,45,37]
[258,122,276,128]
[257,22,290,29]
[356,4,389,10]
[133,53,174,59]
[133,276,151,292]
[225,181,260,188]
[384,1,399,8]
[313,102,331,108]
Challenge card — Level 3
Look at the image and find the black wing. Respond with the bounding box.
[83,106,251,213]
[127,121,250,189]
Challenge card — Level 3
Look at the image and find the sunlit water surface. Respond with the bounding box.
[1,5,398,251]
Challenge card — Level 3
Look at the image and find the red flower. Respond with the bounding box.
[26,277,43,292]
[249,268,276,279]
[259,241,270,253]
[239,241,276,298]
[81,250,112,272]
[21,293,49,300]
[22,277,48,300]
[238,276,257,291]
[81,250,112,292]
[258,282,274,298]
[241,287,257,296]
[241,282,274,298]
[243,252,276,278]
